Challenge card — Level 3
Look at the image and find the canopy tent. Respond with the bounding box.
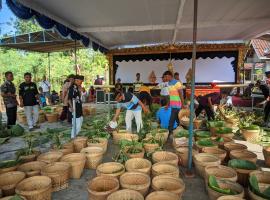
[0,30,84,52]
[14,0,270,49]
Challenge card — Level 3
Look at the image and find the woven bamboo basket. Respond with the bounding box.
[146,191,179,200]
[81,147,103,169]
[60,153,86,179]
[202,147,227,163]
[107,189,144,200]
[178,109,190,127]
[87,176,119,200]
[19,154,36,164]
[37,151,63,164]
[195,142,218,153]
[152,151,178,166]
[15,176,52,200]
[41,162,70,191]
[0,164,18,174]
[207,179,244,200]
[146,131,169,145]
[96,162,125,178]
[152,175,185,198]
[193,153,221,178]
[17,161,47,177]
[232,165,257,187]
[0,196,27,200]
[62,142,74,152]
[17,113,27,124]
[87,138,108,153]
[224,142,247,162]
[0,171,26,196]
[194,119,203,129]
[125,147,145,159]
[241,129,260,143]
[248,170,270,200]
[38,113,46,123]
[217,196,244,200]
[83,107,91,116]
[263,146,270,167]
[73,137,87,153]
[175,147,198,168]
[112,131,138,144]
[120,172,150,196]
[204,165,238,189]
[45,113,58,123]
[229,149,257,164]
[217,137,234,149]
[152,163,179,178]
[125,158,152,175]
[143,143,160,154]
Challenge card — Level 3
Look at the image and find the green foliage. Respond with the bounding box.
[208,121,224,128]
[208,175,238,195]
[0,137,10,144]
[249,175,270,199]
[215,137,224,143]
[16,133,37,157]
[196,138,215,147]
[242,124,260,131]
[174,129,189,138]
[150,103,161,118]
[10,124,25,136]
[0,159,20,169]
[216,127,233,134]
[228,159,257,170]
[10,195,25,200]
[195,131,210,138]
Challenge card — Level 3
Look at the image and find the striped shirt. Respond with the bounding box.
[168,79,183,108]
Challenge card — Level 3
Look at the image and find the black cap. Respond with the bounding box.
[68,74,75,79]
[74,75,84,81]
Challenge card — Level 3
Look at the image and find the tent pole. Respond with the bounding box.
[74,40,77,75]
[48,52,51,82]
[188,0,198,172]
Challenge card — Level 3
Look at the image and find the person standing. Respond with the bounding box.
[164,71,185,134]
[68,75,84,138]
[133,73,143,93]
[0,71,18,128]
[60,74,75,123]
[112,91,149,133]
[158,74,169,100]
[39,75,51,104]
[174,72,180,81]
[19,72,39,131]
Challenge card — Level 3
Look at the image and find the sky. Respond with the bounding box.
[0,0,16,36]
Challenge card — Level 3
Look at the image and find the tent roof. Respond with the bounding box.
[0,30,84,53]
[17,0,270,49]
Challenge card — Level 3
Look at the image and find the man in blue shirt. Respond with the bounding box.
[112,91,149,133]
[156,97,177,129]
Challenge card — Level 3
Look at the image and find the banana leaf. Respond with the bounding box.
[195,131,210,138]
[216,127,233,134]
[196,138,215,147]
[249,175,270,199]
[215,137,224,142]
[208,121,225,128]
[208,175,237,195]
[243,124,260,130]
[174,130,189,138]
[0,159,20,169]
[0,137,9,144]
[228,159,257,170]
[10,195,24,200]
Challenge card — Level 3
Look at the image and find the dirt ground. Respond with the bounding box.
[0,104,267,200]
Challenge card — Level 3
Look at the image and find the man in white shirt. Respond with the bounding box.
[158,74,169,97]
[39,75,51,104]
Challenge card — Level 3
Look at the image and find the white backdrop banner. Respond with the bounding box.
[116,57,235,83]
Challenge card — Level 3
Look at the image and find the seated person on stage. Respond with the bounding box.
[156,98,177,129]
[115,78,123,92]
[133,73,143,93]
[195,91,228,120]
[112,91,149,133]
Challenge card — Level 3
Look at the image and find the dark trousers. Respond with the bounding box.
[264,101,270,122]
[169,108,180,134]
[6,106,17,128]
[60,106,72,123]
[195,104,215,120]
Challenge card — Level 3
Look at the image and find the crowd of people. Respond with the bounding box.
[1,69,231,137]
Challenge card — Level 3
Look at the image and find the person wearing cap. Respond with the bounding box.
[112,90,149,133]
[68,75,84,138]
[60,74,75,123]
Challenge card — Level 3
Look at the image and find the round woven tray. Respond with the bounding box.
[107,189,144,200]
[81,147,104,169]
[41,162,71,192]
[125,158,152,175]
[96,162,125,178]
[60,153,86,179]
[229,149,257,164]
[152,151,178,166]
[120,172,150,196]
[37,151,63,164]
[0,171,26,196]
[152,175,185,198]
[224,142,247,152]
[207,179,244,200]
[193,153,221,178]
[263,146,270,167]
[146,191,179,200]
[15,176,52,200]
[17,161,47,177]
[152,163,179,178]
[87,176,119,200]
